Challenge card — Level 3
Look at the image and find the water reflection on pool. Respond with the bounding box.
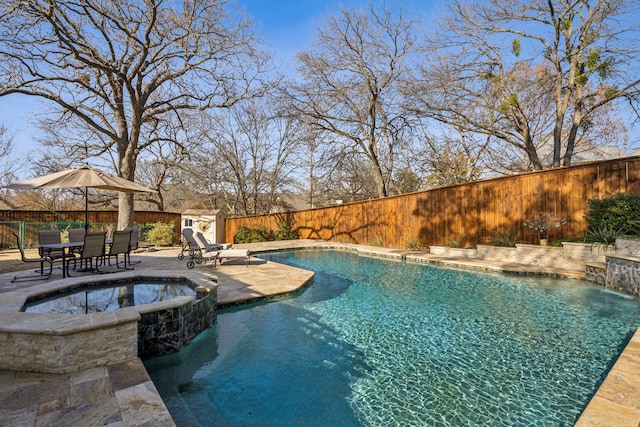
[23,281,196,314]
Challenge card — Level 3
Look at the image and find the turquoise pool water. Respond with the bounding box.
[145,250,640,426]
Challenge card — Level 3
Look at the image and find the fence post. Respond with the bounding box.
[19,221,25,247]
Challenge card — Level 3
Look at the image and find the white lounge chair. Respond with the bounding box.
[193,233,248,266]
[216,249,251,266]
[194,231,232,252]
[182,229,218,268]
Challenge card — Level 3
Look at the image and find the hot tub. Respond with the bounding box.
[0,272,218,373]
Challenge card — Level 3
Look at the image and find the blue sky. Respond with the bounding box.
[239,0,438,68]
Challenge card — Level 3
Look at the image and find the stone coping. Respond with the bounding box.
[605,253,640,263]
[0,358,176,426]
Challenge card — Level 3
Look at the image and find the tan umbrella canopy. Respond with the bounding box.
[5,165,156,230]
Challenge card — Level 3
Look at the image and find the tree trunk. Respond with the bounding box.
[118,192,135,230]
[372,164,388,198]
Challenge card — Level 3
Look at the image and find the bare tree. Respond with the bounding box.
[0,125,19,207]
[289,121,346,208]
[411,0,640,170]
[412,123,490,188]
[287,2,418,198]
[195,97,301,216]
[0,0,273,228]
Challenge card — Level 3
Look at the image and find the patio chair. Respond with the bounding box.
[38,229,71,274]
[68,227,86,246]
[70,232,107,275]
[123,226,141,266]
[67,228,86,265]
[106,229,134,270]
[38,229,65,272]
[11,232,53,282]
[194,231,231,252]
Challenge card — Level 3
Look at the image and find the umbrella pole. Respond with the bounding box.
[85,187,89,232]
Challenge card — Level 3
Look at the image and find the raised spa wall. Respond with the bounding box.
[138,282,217,359]
[0,273,218,374]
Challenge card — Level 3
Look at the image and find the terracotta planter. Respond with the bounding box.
[540,239,548,246]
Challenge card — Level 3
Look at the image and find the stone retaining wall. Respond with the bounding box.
[429,242,606,271]
[616,238,640,257]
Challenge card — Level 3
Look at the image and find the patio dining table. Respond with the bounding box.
[38,240,112,278]
[38,241,84,278]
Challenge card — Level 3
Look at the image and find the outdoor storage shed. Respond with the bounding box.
[181,209,226,244]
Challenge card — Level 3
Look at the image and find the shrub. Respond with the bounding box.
[586,226,620,246]
[234,226,273,243]
[371,235,384,247]
[628,219,640,235]
[139,223,156,242]
[585,193,640,233]
[406,238,423,250]
[274,222,298,240]
[145,222,174,246]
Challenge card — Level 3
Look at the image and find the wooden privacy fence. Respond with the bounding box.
[225,156,640,248]
[0,210,182,248]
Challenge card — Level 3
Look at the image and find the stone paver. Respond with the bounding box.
[0,239,636,426]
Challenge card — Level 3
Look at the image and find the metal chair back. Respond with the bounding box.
[123,226,139,250]
[38,229,64,259]
[107,229,133,269]
[109,230,132,256]
[81,232,106,259]
[68,228,86,244]
[12,232,53,281]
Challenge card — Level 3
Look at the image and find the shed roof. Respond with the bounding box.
[182,209,223,216]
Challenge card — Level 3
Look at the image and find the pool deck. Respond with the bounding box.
[0,239,637,426]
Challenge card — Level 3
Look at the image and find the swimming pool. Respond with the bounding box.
[145,250,640,426]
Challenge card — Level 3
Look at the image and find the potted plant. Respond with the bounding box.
[523,212,568,245]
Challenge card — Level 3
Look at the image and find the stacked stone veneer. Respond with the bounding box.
[603,255,640,297]
[584,238,640,297]
[0,311,139,374]
[585,263,606,285]
[138,285,217,359]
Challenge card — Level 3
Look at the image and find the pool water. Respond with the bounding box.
[23,281,196,314]
[145,250,640,426]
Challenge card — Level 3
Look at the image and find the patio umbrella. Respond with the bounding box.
[4,165,156,231]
